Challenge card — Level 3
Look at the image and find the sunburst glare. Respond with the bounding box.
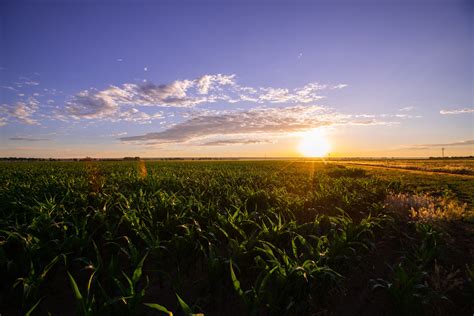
[298,129,331,157]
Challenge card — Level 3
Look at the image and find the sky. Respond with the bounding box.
[0,0,472,158]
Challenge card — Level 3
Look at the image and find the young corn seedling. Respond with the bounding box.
[67,270,97,316]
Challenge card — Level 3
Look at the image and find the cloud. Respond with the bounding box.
[65,77,214,119]
[64,74,330,120]
[200,139,273,146]
[399,106,414,112]
[406,139,474,149]
[9,137,50,142]
[126,80,198,107]
[258,83,326,103]
[22,80,39,86]
[66,89,120,119]
[0,98,40,125]
[393,114,421,119]
[116,108,163,124]
[196,74,235,95]
[121,105,329,143]
[440,108,473,115]
[120,104,394,145]
[331,84,348,89]
[1,86,18,92]
[65,88,164,123]
[16,76,40,87]
[101,132,128,137]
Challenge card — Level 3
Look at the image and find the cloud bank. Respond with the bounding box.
[120,104,393,145]
[65,74,338,120]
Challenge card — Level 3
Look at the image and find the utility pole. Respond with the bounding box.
[442,147,445,158]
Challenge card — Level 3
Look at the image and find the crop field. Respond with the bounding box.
[0,160,473,315]
[339,158,474,176]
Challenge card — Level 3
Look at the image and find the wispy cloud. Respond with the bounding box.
[15,76,40,87]
[331,84,348,89]
[406,139,474,149]
[120,104,395,145]
[200,139,273,146]
[1,85,18,92]
[399,106,414,112]
[101,132,128,137]
[9,137,51,142]
[440,108,473,115]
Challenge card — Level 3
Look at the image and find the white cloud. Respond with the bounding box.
[116,108,163,124]
[64,74,330,120]
[258,83,326,103]
[399,106,414,112]
[258,88,292,103]
[440,108,473,115]
[0,98,40,125]
[196,74,235,94]
[331,84,348,89]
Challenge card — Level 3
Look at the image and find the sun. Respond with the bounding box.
[298,129,331,157]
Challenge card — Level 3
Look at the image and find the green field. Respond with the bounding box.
[0,160,473,315]
[337,160,474,209]
[340,158,474,175]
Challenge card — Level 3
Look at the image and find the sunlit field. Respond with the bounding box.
[0,160,472,315]
[2,0,472,314]
[339,158,474,176]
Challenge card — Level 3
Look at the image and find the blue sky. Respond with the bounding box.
[0,0,472,158]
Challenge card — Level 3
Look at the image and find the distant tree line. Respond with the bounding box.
[0,156,472,162]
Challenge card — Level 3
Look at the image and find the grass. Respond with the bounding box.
[0,160,472,315]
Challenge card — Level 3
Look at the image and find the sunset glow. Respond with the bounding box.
[0,0,472,158]
[298,130,331,157]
